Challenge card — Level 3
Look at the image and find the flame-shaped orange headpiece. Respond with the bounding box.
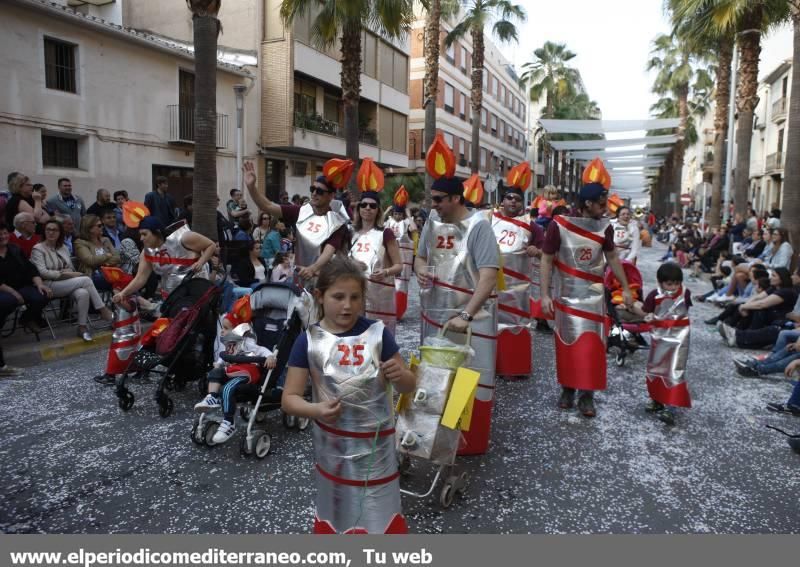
[356,158,384,193]
[425,132,456,180]
[122,201,151,228]
[322,158,355,190]
[227,295,252,326]
[393,185,409,207]
[463,174,484,205]
[101,266,134,290]
[506,162,532,191]
[581,157,612,189]
[608,193,625,216]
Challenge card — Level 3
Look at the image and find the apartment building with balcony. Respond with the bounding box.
[1,0,257,207]
[406,9,527,180]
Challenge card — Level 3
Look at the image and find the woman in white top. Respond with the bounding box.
[231,240,268,299]
[760,228,794,269]
[30,219,113,341]
[611,206,641,264]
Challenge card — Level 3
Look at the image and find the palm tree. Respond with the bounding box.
[647,33,710,215]
[670,0,734,229]
[445,0,526,174]
[280,0,414,201]
[783,2,800,263]
[186,0,222,240]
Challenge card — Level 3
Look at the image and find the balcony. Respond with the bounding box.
[766,151,784,173]
[167,105,228,148]
[293,112,378,146]
[772,97,787,123]
[702,147,714,172]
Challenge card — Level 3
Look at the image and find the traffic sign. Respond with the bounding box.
[680,193,692,205]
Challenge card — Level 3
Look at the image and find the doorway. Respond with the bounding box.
[152,164,194,210]
[264,159,284,202]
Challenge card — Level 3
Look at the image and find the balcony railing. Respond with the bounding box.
[772,97,787,122]
[167,105,228,148]
[293,112,378,146]
[766,151,784,172]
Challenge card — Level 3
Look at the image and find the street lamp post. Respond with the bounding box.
[233,84,246,193]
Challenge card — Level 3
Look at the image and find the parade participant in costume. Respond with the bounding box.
[112,202,215,304]
[531,185,566,229]
[611,205,641,264]
[349,159,403,333]
[490,162,539,379]
[283,256,416,534]
[414,133,499,455]
[383,186,417,320]
[243,159,352,287]
[629,262,692,426]
[540,158,633,418]
[93,267,142,386]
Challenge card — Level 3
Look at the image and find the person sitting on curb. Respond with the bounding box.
[734,328,800,378]
[765,359,800,417]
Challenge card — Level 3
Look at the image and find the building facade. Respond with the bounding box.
[1,0,258,209]
[406,9,528,183]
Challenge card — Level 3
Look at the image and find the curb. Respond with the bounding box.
[6,330,113,368]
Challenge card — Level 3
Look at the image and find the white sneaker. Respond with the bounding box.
[717,295,735,304]
[194,394,221,412]
[0,365,22,376]
[721,323,737,347]
[212,420,235,444]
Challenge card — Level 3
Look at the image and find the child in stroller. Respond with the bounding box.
[606,260,651,366]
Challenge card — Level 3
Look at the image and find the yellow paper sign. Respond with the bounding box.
[440,367,479,430]
[396,354,421,413]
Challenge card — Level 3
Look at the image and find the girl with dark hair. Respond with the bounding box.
[760,228,793,269]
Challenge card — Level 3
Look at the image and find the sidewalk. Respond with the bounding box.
[2,318,114,368]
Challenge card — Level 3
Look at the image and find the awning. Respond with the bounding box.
[549,134,678,151]
[538,118,680,134]
[568,147,672,160]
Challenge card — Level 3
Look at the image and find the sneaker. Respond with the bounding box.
[194,394,221,412]
[765,402,800,416]
[721,323,737,347]
[577,394,596,418]
[718,295,735,304]
[704,317,719,325]
[645,400,665,413]
[0,365,23,376]
[558,388,575,410]
[212,420,235,444]
[657,408,676,426]
[733,359,759,377]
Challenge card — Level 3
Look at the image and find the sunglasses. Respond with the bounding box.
[310,186,333,196]
[504,194,523,202]
[359,202,378,210]
[431,195,450,204]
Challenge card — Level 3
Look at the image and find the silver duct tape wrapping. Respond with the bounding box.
[491,213,532,331]
[145,222,209,296]
[294,201,350,271]
[530,254,542,302]
[385,218,414,295]
[350,228,396,333]
[647,287,691,387]
[112,302,141,363]
[306,321,402,533]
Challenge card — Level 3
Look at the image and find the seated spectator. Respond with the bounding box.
[254,214,281,265]
[270,252,293,283]
[75,214,121,292]
[31,219,113,342]
[231,240,267,300]
[735,329,800,377]
[5,173,50,230]
[759,228,793,269]
[742,228,766,259]
[10,212,40,258]
[100,208,122,249]
[119,226,141,275]
[766,208,781,229]
[720,268,798,349]
[0,223,49,334]
[57,215,76,255]
[86,188,113,217]
[112,190,128,229]
[764,360,800,416]
[34,184,56,218]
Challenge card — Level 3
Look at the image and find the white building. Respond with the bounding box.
[0,0,259,209]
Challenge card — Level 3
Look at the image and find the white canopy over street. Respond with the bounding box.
[538,118,679,134]
[548,134,678,151]
[568,147,672,160]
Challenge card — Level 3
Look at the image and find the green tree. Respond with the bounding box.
[186,0,222,240]
[780,2,800,264]
[280,0,414,201]
[445,0,526,174]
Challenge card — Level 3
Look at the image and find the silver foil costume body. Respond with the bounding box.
[143,222,209,297]
[646,286,692,407]
[419,211,497,455]
[105,299,141,375]
[491,212,532,376]
[611,219,637,262]
[294,201,350,275]
[385,217,414,317]
[307,321,406,534]
[552,215,609,391]
[349,228,396,333]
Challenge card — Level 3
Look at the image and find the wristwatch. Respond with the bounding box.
[458,310,474,322]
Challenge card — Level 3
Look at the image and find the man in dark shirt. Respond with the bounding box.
[144,176,177,228]
[0,225,50,334]
[86,188,114,217]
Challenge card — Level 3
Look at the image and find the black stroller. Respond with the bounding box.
[116,275,221,417]
[191,282,312,457]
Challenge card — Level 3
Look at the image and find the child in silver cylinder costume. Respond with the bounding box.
[282,256,416,534]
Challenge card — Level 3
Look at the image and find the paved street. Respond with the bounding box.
[1,243,798,534]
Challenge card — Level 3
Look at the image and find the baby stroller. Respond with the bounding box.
[116,274,221,417]
[605,260,651,367]
[191,282,312,456]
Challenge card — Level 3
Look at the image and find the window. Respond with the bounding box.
[459,138,466,162]
[483,70,488,91]
[499,120,505,141]
[42,133,79,168]
[392,112,407,154]
[379,41,394,85]
[492,76,498,97]
[44,37,77,93]
[501,84,506,104]
[458,92,466,119]
[362,32,378,78]
[292,161,308,177]
[460,47,468,73]
[480,148,487,171]
[393,50,408,93]
[481,108,488,129]
[445,42,455,64]
[323,94,340,124]
[444,83,454,113]
[379,106,407,154]
[294,78,317,115]
[491,114,497,137]
[512,98,517,115]
[444,132,454,149]
[264,0,284,41]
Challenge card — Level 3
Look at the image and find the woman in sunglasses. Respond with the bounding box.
[348,178,402,333]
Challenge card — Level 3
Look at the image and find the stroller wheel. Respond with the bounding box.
[239,406,251,422]
[159,397,174,418]
[118,390,135,411]
[455,472,469,495]
[297,416,310,431]
[615,352,626,367]
[282,412,296,429]
[439,480,456,509]
[202,421,219,446]
[255,411,269,424]
[254,432,272,459]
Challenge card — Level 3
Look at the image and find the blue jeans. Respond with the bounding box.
[788,381,800,407]
[754,330,800,375]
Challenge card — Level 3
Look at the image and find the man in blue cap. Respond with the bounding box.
[539,161,633,418]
